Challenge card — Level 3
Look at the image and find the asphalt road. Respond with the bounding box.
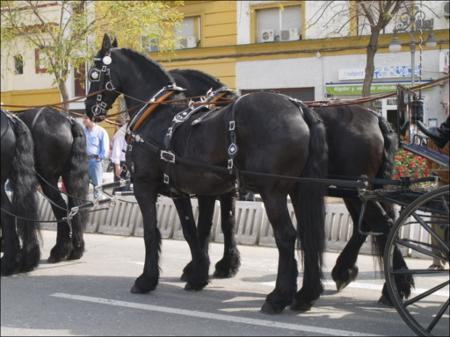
[1,230,448,336]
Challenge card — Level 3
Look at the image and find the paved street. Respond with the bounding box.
[1,230,448,336]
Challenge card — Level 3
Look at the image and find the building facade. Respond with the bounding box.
[2,1,449,128]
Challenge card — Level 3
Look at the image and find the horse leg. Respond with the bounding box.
[372,202,413,306]
[331,198,366,291]
[214,192,241,278]
[62,172,88,261]
[174,197,209,290]
[260,191,298,314]
[130,182,160,294]
[290,190,325,312]
[1,189,21,276]
[39,176,72,263]
[180,195,214,282]
[17,209,40,273]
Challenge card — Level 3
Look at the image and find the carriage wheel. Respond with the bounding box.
[384,185,449,336]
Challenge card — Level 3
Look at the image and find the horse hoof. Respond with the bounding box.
[335,279,351,292]
[213,268,238,279]
[260,301,283,315]
[130,284,152,294]
[184,281,208,291]
[378,294,394,307]
[68,250,83,261]
[180,272,188,282]
[334,266,358,292]
[47,255,64,264]
[290,299,313,312]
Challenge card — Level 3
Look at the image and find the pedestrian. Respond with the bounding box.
[82,116,110,198]
[110,115,130,194]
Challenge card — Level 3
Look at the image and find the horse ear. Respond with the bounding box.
[101,33,112,53]
[112,37,118,48]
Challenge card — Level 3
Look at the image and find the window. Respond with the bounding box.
[176,16,200,49]
[74,62,86,97]
[14,54,23,74]
[255,5,302,43]
[35,48,49,73]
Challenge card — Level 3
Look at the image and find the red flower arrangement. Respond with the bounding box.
[392,149,429,180]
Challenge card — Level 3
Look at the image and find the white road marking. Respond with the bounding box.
[261,280,449,297]
[51,292,381,336]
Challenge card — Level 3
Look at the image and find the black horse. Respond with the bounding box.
[169,69,241,279]
[1,109,40,275]
[168,68,413,305]
[85,34,328,314]
[17,107,89,263]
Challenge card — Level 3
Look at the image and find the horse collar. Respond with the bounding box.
[125,85,185,144]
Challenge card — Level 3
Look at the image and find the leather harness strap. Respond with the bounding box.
[132,91,176,132]
[30,107,45,130]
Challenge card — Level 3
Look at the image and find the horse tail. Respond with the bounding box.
[372,116,399,262]
[10,116,41,266]
[376,116,399,185]
[296,103,328,281]
[65,118,89,229]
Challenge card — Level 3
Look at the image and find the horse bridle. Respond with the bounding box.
[88,51,116,118]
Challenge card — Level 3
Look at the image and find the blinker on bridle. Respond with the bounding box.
[88,53,116,118]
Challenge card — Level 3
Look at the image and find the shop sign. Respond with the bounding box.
[339,66,421,80]
[326,83,412,96]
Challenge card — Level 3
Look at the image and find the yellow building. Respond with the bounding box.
[2,1,450,127]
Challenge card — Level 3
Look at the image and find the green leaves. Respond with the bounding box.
[1,1,183,100]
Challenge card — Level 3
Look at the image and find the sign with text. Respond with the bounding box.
[326,83,414,96]
[339,66,421,80]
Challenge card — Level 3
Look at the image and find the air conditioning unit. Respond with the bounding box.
[179,36,197,49]
[444,2,449,18]
[142,36,159,52]
[280,27,300,41]
[415,18,434,30]
[260,29,274,42]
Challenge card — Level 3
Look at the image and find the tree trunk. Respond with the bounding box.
[362,28,381,99]
[58,80,70,112]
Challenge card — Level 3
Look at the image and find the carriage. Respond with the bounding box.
[1,37,448,336]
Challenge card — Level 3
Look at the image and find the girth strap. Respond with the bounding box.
[226,94,247,173]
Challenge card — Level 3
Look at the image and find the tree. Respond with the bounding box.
[309,1,406,97]
[1,1,183,108]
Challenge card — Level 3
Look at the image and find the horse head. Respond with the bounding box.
[85,33,175,122]
[85,33,121,121]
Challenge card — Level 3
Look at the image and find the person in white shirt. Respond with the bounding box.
[110,121,129,193]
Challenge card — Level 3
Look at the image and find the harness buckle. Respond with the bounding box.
[229,120,235,131]
[227,159,234,171]
[163,173,170,184]
[160,150,176,164]
[105,81,115,91]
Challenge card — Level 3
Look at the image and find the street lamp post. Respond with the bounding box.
[388,4,437,125]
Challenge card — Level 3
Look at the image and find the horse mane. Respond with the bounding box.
[170,68,225,89]
[117,48,175,84]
